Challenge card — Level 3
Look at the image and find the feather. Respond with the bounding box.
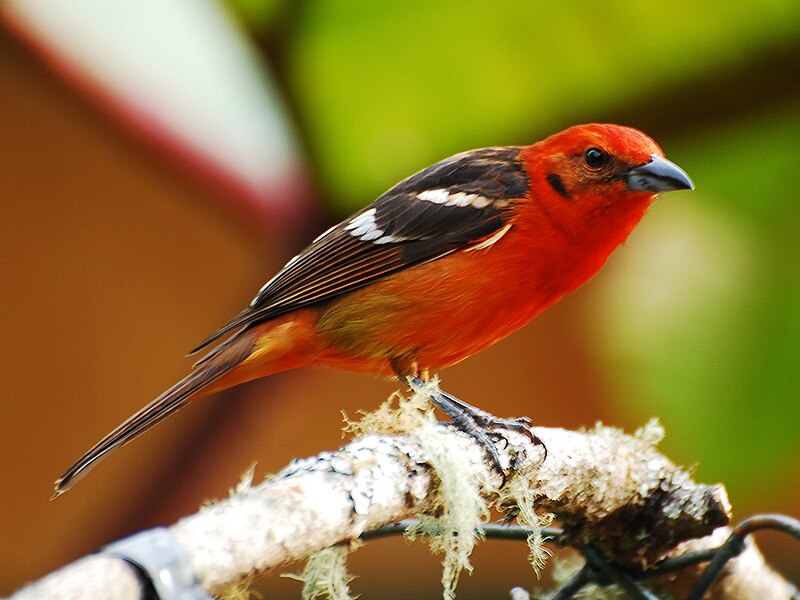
[54,333,256,496]
[189,147,529,355]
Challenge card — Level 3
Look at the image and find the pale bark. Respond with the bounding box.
[10,422,795,599]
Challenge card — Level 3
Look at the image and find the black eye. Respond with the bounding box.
[583,147,609,169]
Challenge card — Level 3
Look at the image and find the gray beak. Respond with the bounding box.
[625,155,694,193]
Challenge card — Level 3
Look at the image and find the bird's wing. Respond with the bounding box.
[189,146,529,354]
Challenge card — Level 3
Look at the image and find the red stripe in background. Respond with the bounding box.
[1,9,315,235]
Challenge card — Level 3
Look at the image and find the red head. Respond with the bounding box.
[519,123,693,247]
[509,124,693,294]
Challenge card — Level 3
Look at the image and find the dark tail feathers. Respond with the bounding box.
[52,333,255,498]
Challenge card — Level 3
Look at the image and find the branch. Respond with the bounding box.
[11,414,795,599]
[663,525,795,600]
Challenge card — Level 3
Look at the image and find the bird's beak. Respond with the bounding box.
[625,155,694,193]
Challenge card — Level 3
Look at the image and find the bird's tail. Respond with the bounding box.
[52,331,258,498]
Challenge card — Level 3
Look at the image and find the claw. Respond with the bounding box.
[404,375,545,484]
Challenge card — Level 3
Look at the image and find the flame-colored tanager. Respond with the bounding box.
[55,123,693,495]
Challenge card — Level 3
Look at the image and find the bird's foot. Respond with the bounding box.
[406,376,544,481]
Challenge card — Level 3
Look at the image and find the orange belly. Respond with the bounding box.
[312,229,582,376]
[239,199,643,380]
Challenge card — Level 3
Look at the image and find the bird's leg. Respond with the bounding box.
[436,389,535,435]
[404,375,544,477]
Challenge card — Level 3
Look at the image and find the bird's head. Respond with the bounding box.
[520,123,693,241]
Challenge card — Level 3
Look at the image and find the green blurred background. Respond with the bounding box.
[1,0,798,597]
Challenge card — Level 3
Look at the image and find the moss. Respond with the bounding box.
[496,474,553,577]
[284,544,360,600]
[348,379,493,599]
[219,575,261,600]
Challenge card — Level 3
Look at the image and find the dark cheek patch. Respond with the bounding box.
[546,173,570,199]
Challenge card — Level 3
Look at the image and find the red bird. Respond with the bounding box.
[54,123,693,496]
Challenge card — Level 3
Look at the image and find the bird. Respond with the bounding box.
[53,123,694,497]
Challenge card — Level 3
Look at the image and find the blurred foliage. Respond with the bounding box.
[222,0,281,31]
[283,0,800,210]
[597,105,800,502]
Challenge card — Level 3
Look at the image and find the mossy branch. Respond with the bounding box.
[10,391,794,600]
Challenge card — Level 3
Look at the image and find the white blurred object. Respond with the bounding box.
[509,587,531,600]
[3,0,303,221]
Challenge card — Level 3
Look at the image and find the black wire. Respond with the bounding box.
[360,514,800,599]
[646,547,720,575]
[547,563,591,600]
[360,520,566,544]
[687,513,800,600]
[359,520,414,541]
[581,545,659,600]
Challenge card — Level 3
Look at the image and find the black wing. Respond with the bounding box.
[189,146,529,354]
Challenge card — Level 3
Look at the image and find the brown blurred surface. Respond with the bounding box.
[0,29,267,588]
[0,28,631,597]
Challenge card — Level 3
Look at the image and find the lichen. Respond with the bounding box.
[229,462,257,496]
[497,473,553,576]
[283,544,360,600]
[219,574,261,600]
[634,418,665,447]
[406,419,490,599]
[347,379,493,599]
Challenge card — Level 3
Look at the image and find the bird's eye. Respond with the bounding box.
[583,147,609,170]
